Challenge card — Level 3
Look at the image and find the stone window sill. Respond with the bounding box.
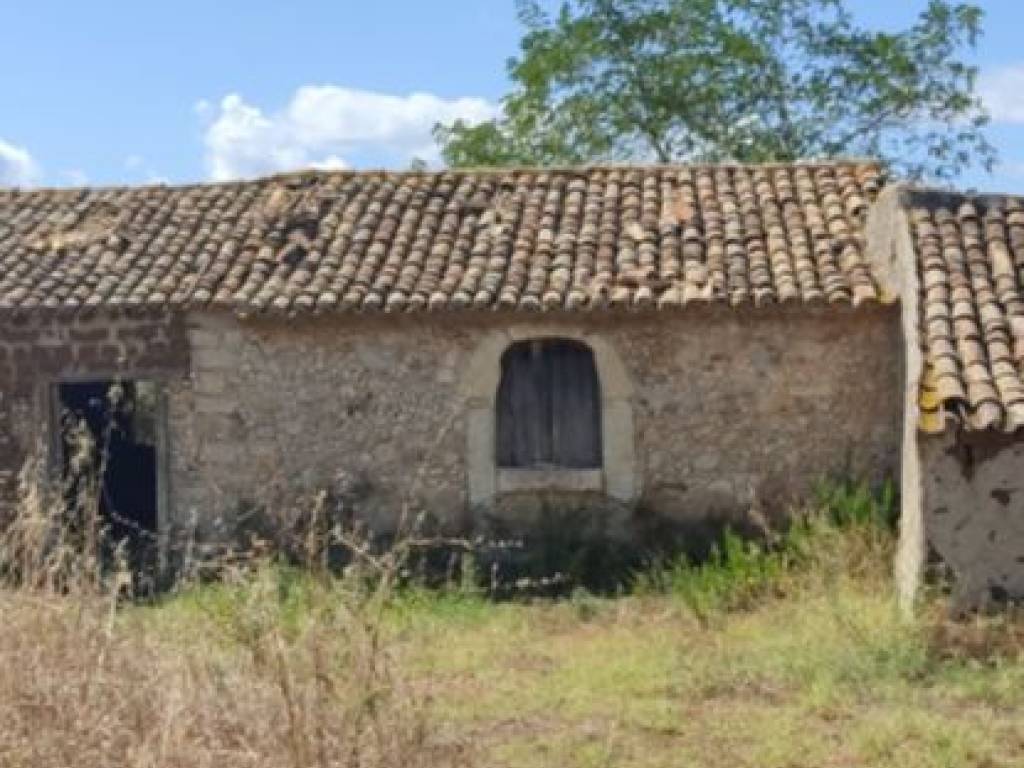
[496,467,603,494]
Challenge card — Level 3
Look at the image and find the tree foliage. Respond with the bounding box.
[435,0,994,180]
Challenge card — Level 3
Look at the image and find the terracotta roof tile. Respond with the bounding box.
[0,163,885,317]
[908,192,1024,433]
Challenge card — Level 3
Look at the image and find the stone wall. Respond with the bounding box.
[176,305,902,548]
[920,430,1024,610]
[0,305,903,552]
[0,310,190,517]
[609,306,901,527]
[177,312,474,540]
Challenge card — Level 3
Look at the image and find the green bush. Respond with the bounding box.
[635,479,898,625]
[635,530,787,623]
[814,476,898,531]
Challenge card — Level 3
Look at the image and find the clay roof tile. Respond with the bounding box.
[0,163,887,317]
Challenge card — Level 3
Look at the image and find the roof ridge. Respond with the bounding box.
[0,158,884,195]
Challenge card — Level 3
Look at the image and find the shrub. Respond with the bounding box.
[814,476,898,531]
[634,479,899,625]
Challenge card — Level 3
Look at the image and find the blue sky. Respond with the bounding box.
[1,1,1022,192]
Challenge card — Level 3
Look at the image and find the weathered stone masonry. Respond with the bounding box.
[169,305,902,543]
[0,163,942,586]
[0,304,901,543]
[9,165,1024,607]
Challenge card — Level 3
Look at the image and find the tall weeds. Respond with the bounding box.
[0,448,471,767]
[2,450,1019,768]
[634,479,899,625]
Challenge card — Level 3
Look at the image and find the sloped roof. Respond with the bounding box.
[0,163,885,316]
[908,191,1024,433]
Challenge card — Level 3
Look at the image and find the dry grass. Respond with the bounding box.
[2,467,1023,767]
[0,457,472,768]
[0,570,478,768]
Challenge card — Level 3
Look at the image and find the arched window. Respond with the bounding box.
[496,339,602,469]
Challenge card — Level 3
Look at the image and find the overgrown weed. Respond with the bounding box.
[634,479,898,624]
[0,439,472,767]
[3,450,1024,768]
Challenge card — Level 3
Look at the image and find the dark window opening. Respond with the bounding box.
[57,380,159,573]
[496,339,602,469]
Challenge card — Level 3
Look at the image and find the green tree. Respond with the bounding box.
[435,0,993,180]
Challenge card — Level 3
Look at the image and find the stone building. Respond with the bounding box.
[877,188,1024,610]
[0,161,1018,605]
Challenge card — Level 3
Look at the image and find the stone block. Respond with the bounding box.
[199,442,241,467]
[194,371,226,395]
[192,346,237,371]
[194,394,235,416]
[70,325,110,343]
[466,405,495,505]
[189,328,223,350]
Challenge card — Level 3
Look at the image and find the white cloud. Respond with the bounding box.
[199,86,497,181]
[980,65,1024,124]
[309,154,348,171]
[0,138,41,186]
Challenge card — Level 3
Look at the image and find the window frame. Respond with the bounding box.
[462,327,638,506]
[495,338,603,471]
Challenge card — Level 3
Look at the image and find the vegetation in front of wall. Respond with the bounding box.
[814,476,899,531]
[1,447,474,768]
[633,478,899,624]
[5,464,1024,767]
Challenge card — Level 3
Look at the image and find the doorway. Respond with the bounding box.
[56,379,160,573]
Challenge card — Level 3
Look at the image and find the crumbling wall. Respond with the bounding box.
[177,305,902,544]
[921,430,1024,609]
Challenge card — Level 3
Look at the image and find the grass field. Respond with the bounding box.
[3,486,1024,767]
[385,585,1024,766]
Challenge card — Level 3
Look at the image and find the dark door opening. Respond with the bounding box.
[57,380,159,574]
